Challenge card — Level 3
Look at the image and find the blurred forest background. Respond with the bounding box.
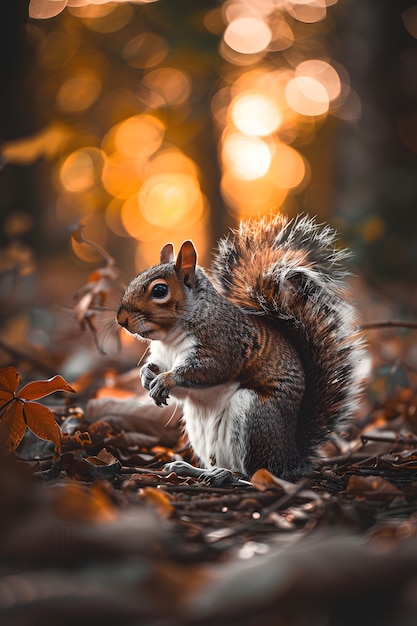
[1,0,417,368]
[2,3,417,624]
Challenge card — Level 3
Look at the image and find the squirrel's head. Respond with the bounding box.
[116,240,197,340]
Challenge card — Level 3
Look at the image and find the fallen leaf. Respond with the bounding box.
[140,487,174,518]
[251,469,299,494]
[85,397,181,448]
[51,479,117,523]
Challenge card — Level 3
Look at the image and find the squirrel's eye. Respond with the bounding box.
[150,283,169,299]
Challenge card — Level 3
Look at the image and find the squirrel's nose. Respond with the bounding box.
[116,306,129,330]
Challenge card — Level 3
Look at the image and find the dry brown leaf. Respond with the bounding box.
[347,475,400,494]
[51,480,117,523]
[251,469,299,495]
[140,487,174,518]
[85,397,181,448]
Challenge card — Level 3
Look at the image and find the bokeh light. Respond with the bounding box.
[296,60,341,102]
[269,142,307,190]
[56,73,102,112]
[29,0,68,20]
[287,0,327,24]
[121,194,157,242]
[230,92,282,136]
[139,174,205,229]
[68,3,134,33]
[112,115,165,160]
[224,17,272,55]
[101,153,143,199]
[222,134,272,180]
[24,0,359,265]
[123,33,169,69]
[285,76,329,116]
[146,149,200,179]
[221,172,288,218]
[269,17,294,51]
[142,68,192,107]
[60,148,103,193]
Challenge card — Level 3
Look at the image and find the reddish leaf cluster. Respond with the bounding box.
[0,366,75,457]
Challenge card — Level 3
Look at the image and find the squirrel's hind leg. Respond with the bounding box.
[164,460,251,487]
[243,397,303,481]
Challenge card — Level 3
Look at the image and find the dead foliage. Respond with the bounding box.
[1,245,417,626]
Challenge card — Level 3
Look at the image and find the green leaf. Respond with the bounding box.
[0,366,20,394]
[18,375,75,401]
[0,401,27,454]
[23,402,62,454]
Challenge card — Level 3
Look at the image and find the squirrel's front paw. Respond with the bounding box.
[149,372,174,407]
[140,363,159,390]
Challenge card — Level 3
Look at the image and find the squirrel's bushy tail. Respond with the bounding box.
[211,214,365,463]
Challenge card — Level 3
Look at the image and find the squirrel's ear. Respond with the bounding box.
[175,240,197,288]
[160,243,175,264]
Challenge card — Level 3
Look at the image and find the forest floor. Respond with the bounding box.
[1,248,417,626]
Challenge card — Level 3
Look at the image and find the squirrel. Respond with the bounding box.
[117,214,365,481]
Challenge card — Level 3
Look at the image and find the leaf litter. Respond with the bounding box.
[2,238,417,625]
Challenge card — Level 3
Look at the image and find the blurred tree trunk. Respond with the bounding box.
[335,0,417,288]
[0,1,44,251]
[142,0,230,246]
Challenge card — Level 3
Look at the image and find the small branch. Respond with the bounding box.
[359,320,417,331]
[72,222,115,266]
[361,433,417,446]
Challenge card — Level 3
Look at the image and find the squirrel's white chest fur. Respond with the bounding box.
[148,335,254,474]
[181,384,254,473]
